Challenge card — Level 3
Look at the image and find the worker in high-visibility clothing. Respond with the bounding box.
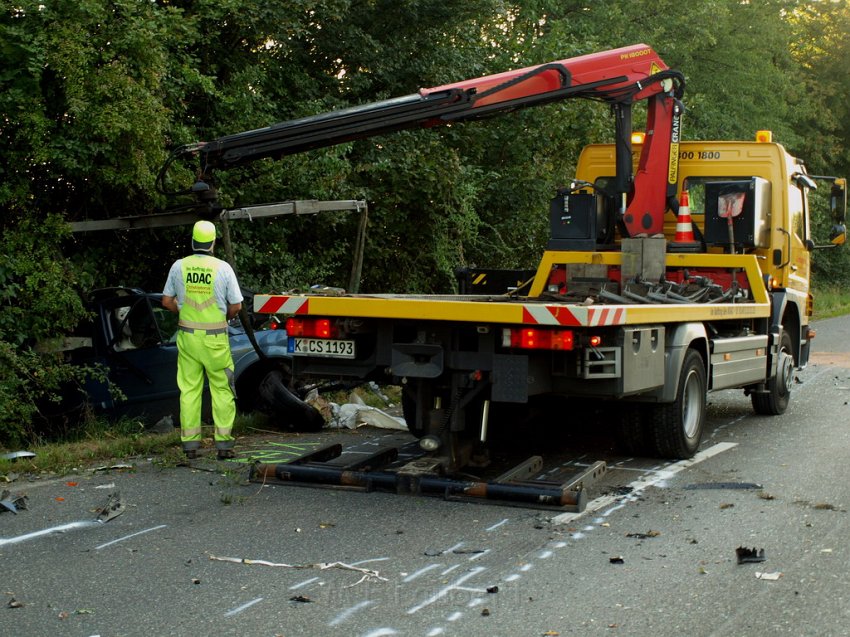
[162,220,243,460]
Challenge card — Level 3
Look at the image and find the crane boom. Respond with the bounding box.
[161,43,684,236]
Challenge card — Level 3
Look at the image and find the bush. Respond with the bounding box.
[0,215,92,447]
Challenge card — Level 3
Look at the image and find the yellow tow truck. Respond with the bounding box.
[161,44,846,506]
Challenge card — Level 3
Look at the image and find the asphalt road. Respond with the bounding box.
[2,314,850,637]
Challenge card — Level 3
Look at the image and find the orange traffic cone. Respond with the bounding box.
[669,190,701,252]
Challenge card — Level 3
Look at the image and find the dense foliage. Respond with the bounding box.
[2,0,850,444]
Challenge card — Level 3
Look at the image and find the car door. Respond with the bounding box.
[104,294,181,419]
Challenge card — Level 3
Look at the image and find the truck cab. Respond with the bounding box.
[557,134,846,371]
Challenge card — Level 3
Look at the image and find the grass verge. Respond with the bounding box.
[812,284,850,319]
[0,385,403,477]
[0,417,184,477]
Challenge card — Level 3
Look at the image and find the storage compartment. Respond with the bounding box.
[548,192,596,251]
[710,334,768,389]
[620,326,665,394]
[580,326,665,396]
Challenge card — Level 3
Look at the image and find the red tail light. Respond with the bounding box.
[503,327,574,350]
[285,317,338,338]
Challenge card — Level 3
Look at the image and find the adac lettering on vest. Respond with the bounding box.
[185,271,213,285]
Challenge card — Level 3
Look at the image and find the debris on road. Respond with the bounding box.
[96,492,125,523]
[686,482,763,490]
[736,546,766,564]
[755,571,782,580]
[328,393,407,431]
[812,502,841,511]
[0,490,27,514]
[7,598,23,608]
[208,554,388,586]
[93,463,134,473]
[290,595,312,603]
[626,530,661,539]
[486,586,499,594]
[609,556,625,565]
[424,547,486,556]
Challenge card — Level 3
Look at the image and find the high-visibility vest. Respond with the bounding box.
[178,255,228,334]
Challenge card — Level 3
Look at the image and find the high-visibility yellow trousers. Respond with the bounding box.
[176,330,236,451]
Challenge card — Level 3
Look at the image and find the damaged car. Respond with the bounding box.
[52,287,323,431]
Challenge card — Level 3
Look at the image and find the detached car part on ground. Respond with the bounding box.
[51,287,323,431]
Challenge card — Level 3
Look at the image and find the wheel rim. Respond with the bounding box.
[778,349,794,395]
[681,369,703,439]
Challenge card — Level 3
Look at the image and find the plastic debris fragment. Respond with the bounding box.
[736,546,766,564]
[96,492,125,523]
[0,490,27,514]
[755,571,782,580]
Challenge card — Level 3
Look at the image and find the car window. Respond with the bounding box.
[153,307,179,343]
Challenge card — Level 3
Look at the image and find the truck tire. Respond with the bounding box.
[647,349,706,459]
[617,404,650,456]
[751,330,793,415]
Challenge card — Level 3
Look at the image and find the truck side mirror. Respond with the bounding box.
[829,223,846,246]
[830,179,847,246]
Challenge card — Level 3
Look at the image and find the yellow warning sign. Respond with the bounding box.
[649,61,663,75]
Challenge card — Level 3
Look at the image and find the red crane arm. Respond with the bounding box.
[159,43,684,235]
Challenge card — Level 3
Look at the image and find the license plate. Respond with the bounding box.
[288,337,355,359]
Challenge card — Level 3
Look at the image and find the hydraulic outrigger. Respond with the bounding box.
[249,437,608,511]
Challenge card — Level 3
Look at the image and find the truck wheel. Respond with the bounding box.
[648,349,706,459]
[617,404,650,456]
[752,330,793,415]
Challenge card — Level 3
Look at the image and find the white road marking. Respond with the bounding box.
[330,600,374,626]
[447,611,463,621]
[94,524,168,550]
[360,629,397,637]
[552,442,737,524]
[289,577,320,590]
[407,567,487,614]
[0,520,100,547]
[351,557,390,566]
[402,564,440,582]
[224,597,263,617]
[485,518,509,531]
